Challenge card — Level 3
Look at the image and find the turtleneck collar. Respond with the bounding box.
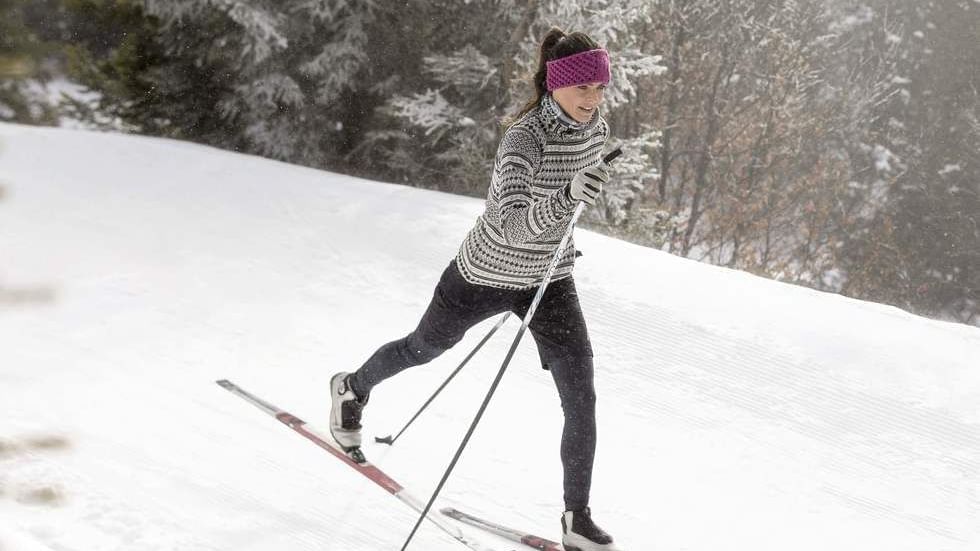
[540,93,600,136]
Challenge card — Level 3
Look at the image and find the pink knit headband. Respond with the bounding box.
[546,48,611,92]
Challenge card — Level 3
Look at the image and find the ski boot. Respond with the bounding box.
[561,507,622,551]
[329,372,369,463]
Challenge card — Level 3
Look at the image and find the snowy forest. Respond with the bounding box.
[2,0,978,326]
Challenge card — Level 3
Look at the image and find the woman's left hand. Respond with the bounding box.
[566,164,610,206]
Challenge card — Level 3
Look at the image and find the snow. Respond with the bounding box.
[390,90,467,136]
[830,6,875,33]
[939,163,962,176]
[872,144,899,172]
[1,122,979,551]
[18,78,123,131]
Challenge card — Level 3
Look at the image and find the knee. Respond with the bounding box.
[539,340,593,371]
[566,385,597,416]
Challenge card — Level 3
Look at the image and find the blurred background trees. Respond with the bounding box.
[1,0,976,325]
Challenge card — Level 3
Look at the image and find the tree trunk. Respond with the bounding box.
[659,18,685,206]
[682,48,731,256]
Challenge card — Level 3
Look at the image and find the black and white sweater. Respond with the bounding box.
[455,94,609,290]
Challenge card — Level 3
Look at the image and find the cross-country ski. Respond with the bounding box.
[442,507,564,551]
[216,380,499,551]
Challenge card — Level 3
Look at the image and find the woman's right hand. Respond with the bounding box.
[566,163,610,206]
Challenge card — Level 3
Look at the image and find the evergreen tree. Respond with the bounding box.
[8,0,976,324]
[128,0,387,164]
[374,0,665,202]
[0,0,59,124]
[361,0,533,194]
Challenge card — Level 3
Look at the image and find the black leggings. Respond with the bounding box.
[350,260,597,511]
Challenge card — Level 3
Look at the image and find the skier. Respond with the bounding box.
[330,28,622,551]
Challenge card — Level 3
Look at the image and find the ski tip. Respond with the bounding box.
[215,379,234,389]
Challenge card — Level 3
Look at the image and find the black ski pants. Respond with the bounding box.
[350,259,597,511]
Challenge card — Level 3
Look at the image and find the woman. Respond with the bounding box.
[330,28,622,551]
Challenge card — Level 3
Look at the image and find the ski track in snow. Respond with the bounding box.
[1,123,979,551]
[584,286,976,542]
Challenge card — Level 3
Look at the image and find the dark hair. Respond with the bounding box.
[508,28,602,125]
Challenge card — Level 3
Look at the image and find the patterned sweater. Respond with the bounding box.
[455,94,609,290]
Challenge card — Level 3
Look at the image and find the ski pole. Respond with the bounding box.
[374,311,512,446]
[399,147,622,551]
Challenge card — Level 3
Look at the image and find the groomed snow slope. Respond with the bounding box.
[1,122,978,551]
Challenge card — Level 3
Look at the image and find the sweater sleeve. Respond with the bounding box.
[492,127,576,246]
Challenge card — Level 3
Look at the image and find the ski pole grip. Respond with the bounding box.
[602,147,623,166]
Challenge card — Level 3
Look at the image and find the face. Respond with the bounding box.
[551,82,606,123]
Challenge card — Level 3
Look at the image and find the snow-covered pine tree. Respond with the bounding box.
[386,43,503,194]
[138,0,379,165]
[360,1,527,194]
[0,0,59,124]
[375,0,665,202]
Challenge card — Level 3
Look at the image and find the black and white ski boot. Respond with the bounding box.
[561,507,622,551]
[329,372,369,463]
